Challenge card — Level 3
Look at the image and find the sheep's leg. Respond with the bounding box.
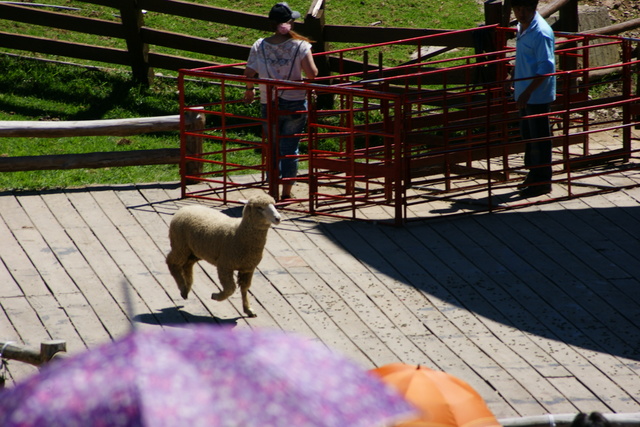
[179,255,199,299]
[166,250,190,299]
[238,271,256,318]
[212,268,236,303]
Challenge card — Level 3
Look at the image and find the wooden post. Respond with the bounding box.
[479,1,501,85]
[0,340,67,367]
[636,43,640,129]
[119,0,153,85]
[305,0,329,77]
[40,340,67,364]
[484,0,503,26]
[557,0,578,72]
[482,0,513,30]
[501,0,512,27]
[304,0,334,110]
[183,108,205,184]
[557,0,579,33]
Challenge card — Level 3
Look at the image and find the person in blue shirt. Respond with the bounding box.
[512,0,556,197]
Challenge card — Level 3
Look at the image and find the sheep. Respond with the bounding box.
[166,194,281,317]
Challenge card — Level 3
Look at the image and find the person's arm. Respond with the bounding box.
[301,51,318,80]
[518,34,555,109]
[516,75,545,109]
[243,67,258,103]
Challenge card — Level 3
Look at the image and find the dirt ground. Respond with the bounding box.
[568,0,640,38]
[587,0,640,36]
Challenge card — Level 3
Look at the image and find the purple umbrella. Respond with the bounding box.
[0,325,415,427]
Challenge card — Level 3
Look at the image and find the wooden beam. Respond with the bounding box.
[0,340,67,367]
[0,114,211,172]
[582,18,640,36]
[141,28,250,61]
[0,115,181,137]
[0,32,130,65]
[137,0,269,31]
[0,3,124,38]
[0,149,180,172]
[147,53,222,73]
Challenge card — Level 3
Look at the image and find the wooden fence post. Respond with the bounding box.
[501,0,513,27]
[119,0,153,86]
[184,108,205,184]
[554,0,578,72]
[636,43,640,129]
[484,0,504,26]
[305,0,329,77]
[557,0,579,33]
[304,0,334,110]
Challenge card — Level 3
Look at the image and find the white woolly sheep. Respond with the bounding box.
[166,194,281,317]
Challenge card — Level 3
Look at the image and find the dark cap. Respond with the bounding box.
[510,0,538,7]
[268,2,301,23]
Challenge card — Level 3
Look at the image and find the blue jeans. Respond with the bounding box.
[261,98,308,179]
[519,103,552,183]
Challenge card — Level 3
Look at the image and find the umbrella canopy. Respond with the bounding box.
[0,326,416,427]
[370,363,501,427]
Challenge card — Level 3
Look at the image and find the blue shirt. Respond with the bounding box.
[514,12,556,104]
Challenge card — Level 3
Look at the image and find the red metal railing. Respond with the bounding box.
[178,26,640,225]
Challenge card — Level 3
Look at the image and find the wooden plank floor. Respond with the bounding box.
[1,180,639,420]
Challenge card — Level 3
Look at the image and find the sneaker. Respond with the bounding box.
[517,175,535,190]
[519,184,552,198]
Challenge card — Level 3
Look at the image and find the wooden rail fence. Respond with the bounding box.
[0,110,204,173]
[1,0,639,175]
[2,0,626,86]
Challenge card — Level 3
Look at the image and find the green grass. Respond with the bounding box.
[0,0,484,191]
[0,55,219,190]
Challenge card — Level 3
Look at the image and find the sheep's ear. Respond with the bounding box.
[239,199,249,205]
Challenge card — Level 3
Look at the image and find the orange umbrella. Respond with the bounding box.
[370,363,501,427]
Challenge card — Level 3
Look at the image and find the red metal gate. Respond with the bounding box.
[178,26,640,225]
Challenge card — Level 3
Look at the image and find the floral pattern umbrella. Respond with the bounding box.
[0,326,416,427]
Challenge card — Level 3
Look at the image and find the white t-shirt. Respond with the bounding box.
[246,38,312,103]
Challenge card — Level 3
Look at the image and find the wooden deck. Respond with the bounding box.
[1,180,639,420]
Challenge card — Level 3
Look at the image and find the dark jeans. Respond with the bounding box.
[519,103,552,183]
[261,98,308,179]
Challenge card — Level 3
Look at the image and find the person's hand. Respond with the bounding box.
[244,88,255,104]
[504,81,514,98]
[516,90,530,110]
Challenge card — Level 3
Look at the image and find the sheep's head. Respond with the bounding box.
[240,194,281,227]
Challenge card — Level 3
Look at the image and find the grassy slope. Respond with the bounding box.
[0,0,484,191]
